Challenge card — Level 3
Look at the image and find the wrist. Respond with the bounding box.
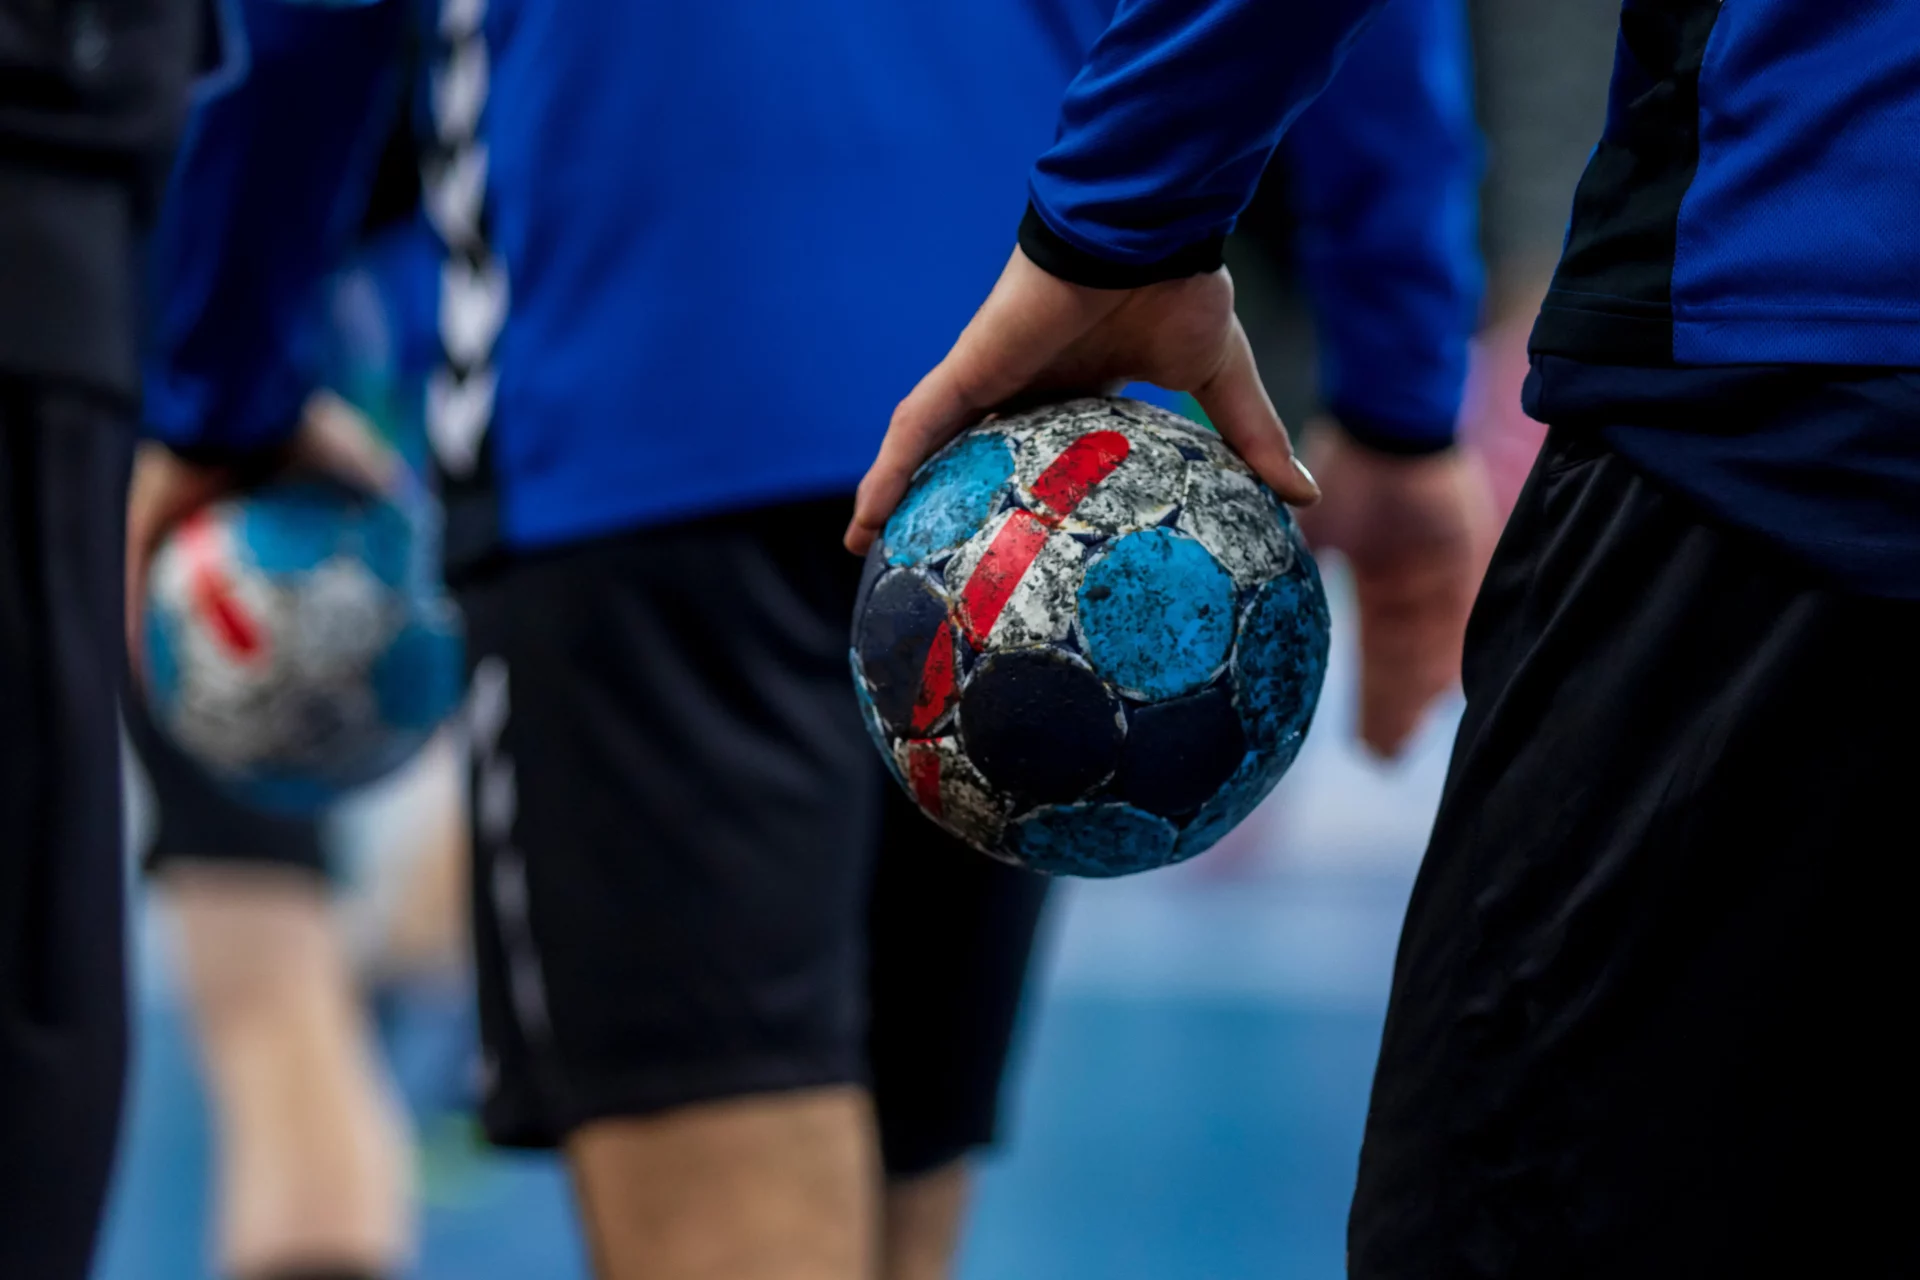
[154,437,297,486]
[1017,201,1226,291]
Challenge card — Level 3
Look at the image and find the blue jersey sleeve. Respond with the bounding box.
[1020,0,1390,288]
[144,0,406,459]
[1281,0,1482,454]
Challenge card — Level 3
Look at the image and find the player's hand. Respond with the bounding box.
[1295,423,1495,760]
[125,390,399,680]
[846,246,1320,554]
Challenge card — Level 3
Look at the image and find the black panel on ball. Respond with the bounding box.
[854,568,953,735]
[853,543,890,630]
[959,648,1124,804]
[1111,681,1247,817]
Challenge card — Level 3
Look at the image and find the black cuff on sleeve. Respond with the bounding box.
[1331,410,1457,459]
[163,437,298,483]
[1018,203,1226,291]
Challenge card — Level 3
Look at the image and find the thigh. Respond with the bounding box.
[1352,428,1920,1277]
[457,497,880,1147]
[0,386,134,1279]
[867,783,1051,1178]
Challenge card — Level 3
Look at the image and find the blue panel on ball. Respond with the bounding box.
[143,607,183,710]
[1078,528,1236,700]
[355,498,415,592]
[230,771,342,817]
[235,482,350,575]
[883,431,1014,566]
[1232,562,1332,751]
[854,569,955,736]
[1111,680,1247,818]
[373,612,464,732]
[1008,802,1179,877]
[958,648,1123,804]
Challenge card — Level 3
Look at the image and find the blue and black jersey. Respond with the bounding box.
[1534,1,1920,369]
[1519,1,1920,597]
[1024,0,1920,371]
[1029,0,1920,593]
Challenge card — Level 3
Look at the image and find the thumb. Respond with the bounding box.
[1189,320,1320,507]
[290,389,401,496]
[847,362,975,555]
[125,444,233,687]
[846,248,1123,554]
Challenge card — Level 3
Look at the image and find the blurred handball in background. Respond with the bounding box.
[140,233,461,816]
[141,476,464,814]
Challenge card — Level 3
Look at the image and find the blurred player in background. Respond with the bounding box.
[1,0,208,1274]
[126,31,459,1277]
[130,2,1474,1279]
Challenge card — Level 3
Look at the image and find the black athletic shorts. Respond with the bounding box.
[0,383,135,1280]
[124,670,329,878]
[455,495,1052,1177]
[1351,427,1920,1277]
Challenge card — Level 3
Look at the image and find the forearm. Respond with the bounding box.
[1022,0,1391,287]
[1282,0,1482,454]
[145,0,406,457]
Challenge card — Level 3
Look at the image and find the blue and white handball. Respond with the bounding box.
[851,396,1331,877]
[143,478,464,814]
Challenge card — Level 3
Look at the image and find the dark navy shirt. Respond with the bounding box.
[1525,357,1920,600]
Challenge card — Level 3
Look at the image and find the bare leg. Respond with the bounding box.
[167,864,413,1278]
[343,729,470,986]
[881,1160,971,1280]
[566,1086,878,1280]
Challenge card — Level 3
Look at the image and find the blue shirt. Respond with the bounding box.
[1507,2,1920,600]
[1020,0,1920,592]
[145,0,1478,562]
[1526,0,1920,369]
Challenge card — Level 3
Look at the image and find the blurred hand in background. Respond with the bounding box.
[1297,423,1495,760]
[125,390,398,677]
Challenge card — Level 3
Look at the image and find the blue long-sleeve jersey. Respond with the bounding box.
[1024,0,1920,372]
[147,0,1477,560]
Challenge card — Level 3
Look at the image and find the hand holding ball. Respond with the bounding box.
[851,397,1329,876]
[141,479,463,813]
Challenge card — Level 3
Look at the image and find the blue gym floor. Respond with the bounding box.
[95,573,1453,1280]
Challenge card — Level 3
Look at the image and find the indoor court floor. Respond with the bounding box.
[96,568,1454,1280]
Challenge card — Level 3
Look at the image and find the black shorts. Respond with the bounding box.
[456,495,1052,1176]
[124,672,329,879]
[1351,428,1920,1277]
[0,383,134,1279]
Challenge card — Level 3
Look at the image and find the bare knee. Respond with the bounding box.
[164,862,413,1277]
[567,1085,879,1280]
[882,1160,971,1280]
[166,863,345,1033]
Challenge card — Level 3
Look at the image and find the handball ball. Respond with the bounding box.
[851,396,1330,877]
[142,478,464,814]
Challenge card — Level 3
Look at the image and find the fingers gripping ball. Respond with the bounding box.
[851,396,1330,876]
[143,478,464,813]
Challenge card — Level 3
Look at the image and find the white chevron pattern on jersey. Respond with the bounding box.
[425,0,503,481]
